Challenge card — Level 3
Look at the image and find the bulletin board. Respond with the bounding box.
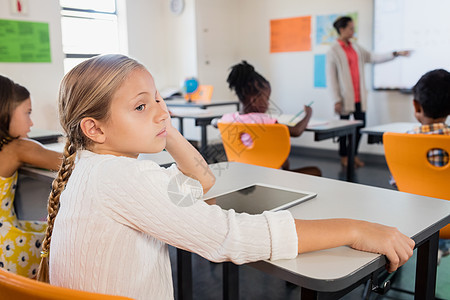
[270,16,311,53]
[0,19,51,62]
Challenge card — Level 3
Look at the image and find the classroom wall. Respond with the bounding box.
[0,0,64,131]
[0,0,418,155]
[195,0,239,101]
[194,0,417,155]
[126,0,198,90]
[0,0,199,132]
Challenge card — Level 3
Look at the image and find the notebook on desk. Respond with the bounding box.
[203,183,316,214]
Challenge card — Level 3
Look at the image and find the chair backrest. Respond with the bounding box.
[0,268,133,300]
[218,122,291,169]
[184,85,214,102]
[383,132,450,238]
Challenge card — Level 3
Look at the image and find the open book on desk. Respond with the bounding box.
[276,115,330,128]
[307,119,362,130]
[169,107,221,117]
[275,113,306,126]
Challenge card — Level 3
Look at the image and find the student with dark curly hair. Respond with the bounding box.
[220,61,320,176]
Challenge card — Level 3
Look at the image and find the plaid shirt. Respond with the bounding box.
[407,123,450,166]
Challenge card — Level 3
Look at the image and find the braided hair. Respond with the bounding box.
[37,54,145,282]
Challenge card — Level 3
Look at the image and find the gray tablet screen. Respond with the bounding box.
[205,184,316,214]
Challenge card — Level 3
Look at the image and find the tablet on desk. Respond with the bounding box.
[204,183,317,214]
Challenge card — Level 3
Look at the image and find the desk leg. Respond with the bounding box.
[301,288,318,299]
[223,262,239,300]
[415,231,438,299]
[346,130,356,182]
[178,117,184,135]
[177,249,192,300]
[200,125,208,157]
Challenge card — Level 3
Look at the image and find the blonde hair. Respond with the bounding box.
[37,54,145,282]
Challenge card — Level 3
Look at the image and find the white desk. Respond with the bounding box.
[361,122,420,144]
[28,128,63,144]
[167,101,239,159]
[306,120,363,182]
[16,148,176,219]
[166,98,239,110]
[203,162,450,299]
[20,146,175,180]
[17,160,450,299]
[277,118,363,182]
[169,111,223,157]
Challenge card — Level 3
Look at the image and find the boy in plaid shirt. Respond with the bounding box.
[407,69,450,262]
[407,69,450,166]
[390,68,450,189]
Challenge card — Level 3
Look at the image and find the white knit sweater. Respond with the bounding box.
[49,151,298,300]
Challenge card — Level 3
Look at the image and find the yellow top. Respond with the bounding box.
[0,172,47,278]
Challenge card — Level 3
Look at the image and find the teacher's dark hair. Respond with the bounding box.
[412,69,450,119]
[333,16,353,34]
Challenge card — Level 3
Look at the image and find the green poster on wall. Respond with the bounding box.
[0,19,51,63]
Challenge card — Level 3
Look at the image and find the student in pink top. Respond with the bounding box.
[220,61,320,176]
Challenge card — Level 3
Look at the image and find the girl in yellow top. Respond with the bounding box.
[0,75,62,278]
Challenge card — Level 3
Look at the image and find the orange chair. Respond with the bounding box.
[0,268,133,300]
[218,122,291,169]
[185,85,214,102]
[383,132,450,238]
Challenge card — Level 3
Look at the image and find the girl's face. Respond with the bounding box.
[92,68,170,158]
[249,88,270,113]
[9,98,33,138]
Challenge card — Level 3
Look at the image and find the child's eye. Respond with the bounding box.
[135,104,145,111]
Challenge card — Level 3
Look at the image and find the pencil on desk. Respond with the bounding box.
[288,101,314,123]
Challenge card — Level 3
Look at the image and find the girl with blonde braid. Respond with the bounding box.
[0,75,62,278]
[37,54,414,300]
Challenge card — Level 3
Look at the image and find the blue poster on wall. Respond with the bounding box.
[314,54,326,88]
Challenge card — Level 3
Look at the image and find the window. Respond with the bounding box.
[60,0,126,73]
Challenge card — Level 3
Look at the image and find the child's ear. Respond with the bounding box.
[413,99,422,113]
[80,117,106,143]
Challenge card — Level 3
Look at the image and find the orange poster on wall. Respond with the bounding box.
[270,16,311,53]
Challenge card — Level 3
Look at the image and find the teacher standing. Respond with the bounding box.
[327,16,409,167]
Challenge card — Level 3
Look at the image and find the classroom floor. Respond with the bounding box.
[168,145,450,300]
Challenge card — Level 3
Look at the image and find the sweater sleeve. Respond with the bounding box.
[370,52,396,64]
[95,158,298,264]
[326,50,344,104]
[370,52,395,64]
[356,44,394,64]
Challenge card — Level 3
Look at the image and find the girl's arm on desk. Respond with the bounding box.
[164,120,215,194]
[287,105,312,137]
[17,138,63,171]
[295,219,415,273]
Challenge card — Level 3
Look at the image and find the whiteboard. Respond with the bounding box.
[373,0,450,90]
